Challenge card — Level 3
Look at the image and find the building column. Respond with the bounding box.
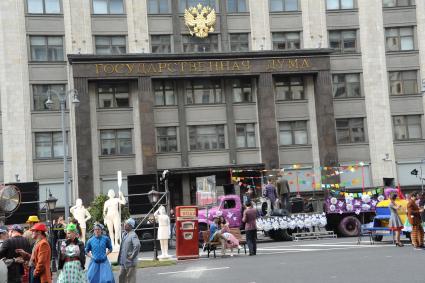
[177,81,189,167]
[63,0,93,54]
[300,0,328,49]
[249,0,271,50]
[306,76,322,185]
[314,70,338,166]
[358,0,396,186]
[73,77,94,202]
[225,79,237,164]
[219,0,230,52]
[138,77,157,173]
[0,0,33,183]
[172,0,183,53]
[257,73,279,169]
[416,0,425,127]
[126,0,150,53]
[182,174,191,205]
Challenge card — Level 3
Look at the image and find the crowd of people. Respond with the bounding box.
[0,216,141,283]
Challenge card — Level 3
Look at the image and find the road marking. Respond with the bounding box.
[257,245,386,255]
[157,267,230,275]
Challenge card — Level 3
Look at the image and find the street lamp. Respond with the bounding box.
[148,187,160,260]
[46,192,58,272]
[45,89,80,223]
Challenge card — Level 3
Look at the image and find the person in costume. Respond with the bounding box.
[57,223,87,283]
[388,193,404,247]
[407,192,424,249]
[85,223,114,283]
[16,223,52,283]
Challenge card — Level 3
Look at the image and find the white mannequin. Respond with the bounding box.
[70,198,91,242]
[154,205,170,259]
[103,189,126,250]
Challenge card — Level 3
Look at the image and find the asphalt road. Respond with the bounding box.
[132,237,425,283]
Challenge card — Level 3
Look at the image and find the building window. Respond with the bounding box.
[279,121,308,145]
[98,83,130,108]
[393,115,422,140]
[182,34,219,53]
[332,74,361,98]
[35,132,66,159]
[185,79,223,104]
[275,76,304,101]
[30,36,64,61]
[157,127,178,153]
[93,0,124,14]
[326,0,354,10]
[33,84,66,111]
[236,124,256,148]
[389,71,418,95]
[151,35,172,54]
[383,0,415,7]
[227,0,247,12]
[95,36,126,55]
[179,0,217,12]
[230,33,249,52]
[272,32,300,50]
[232,78,254,103]
[100,129,133,155]
[329,30,357,53]
[269,0,299,11]
[154,80,176,106]
[189,125,225,151]
[385,27,414,51]
[336,118,365,143]
[148,0,170,14]
[27,0,61,13]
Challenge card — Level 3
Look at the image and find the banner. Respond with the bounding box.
[196,175,217,207]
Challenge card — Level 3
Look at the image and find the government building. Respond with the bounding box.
[0,0,424,209]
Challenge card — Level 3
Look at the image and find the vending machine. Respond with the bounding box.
[175,206,199,260]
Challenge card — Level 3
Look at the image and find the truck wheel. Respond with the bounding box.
[269,229,292,241]
[372,235,383,242]
[338,216,361,237]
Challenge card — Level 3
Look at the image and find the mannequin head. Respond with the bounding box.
[108,189,115,199]
[159,205,166,215]
[76,198,83,207]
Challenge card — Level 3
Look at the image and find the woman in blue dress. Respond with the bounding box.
[85,223,115,283]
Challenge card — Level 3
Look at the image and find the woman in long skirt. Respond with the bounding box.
[57,223,87,283]
[85,223,115,283]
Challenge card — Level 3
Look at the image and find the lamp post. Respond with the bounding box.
[45,89,80,223]
[45,192,58,272]
[148,187,160,261]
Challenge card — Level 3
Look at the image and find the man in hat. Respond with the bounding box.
[0,224,31,283]
[276,169,291,210]
[118,218,140,283]
[23,216,40,246]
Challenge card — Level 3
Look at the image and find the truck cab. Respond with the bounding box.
[198,194,243,230]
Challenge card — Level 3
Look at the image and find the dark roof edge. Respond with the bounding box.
[68,49,334,64]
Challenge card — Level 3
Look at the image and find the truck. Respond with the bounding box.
[198,194,327,241]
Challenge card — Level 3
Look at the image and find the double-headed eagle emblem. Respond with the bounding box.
[184,4,216,38]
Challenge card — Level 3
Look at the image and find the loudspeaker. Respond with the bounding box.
[290,197,304,213]
[383,178,395,187]
[127,174,159,215]
[223,184,235,195]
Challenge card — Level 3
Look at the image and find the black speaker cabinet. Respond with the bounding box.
[127,174,159,215]
[6,182,39,225]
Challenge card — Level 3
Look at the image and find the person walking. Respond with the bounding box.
[118,218,140,283]
[57,223,87,283]
[407,192,424,249]
[16,223,52,283]
[388,193,404,247]
[85,223,114,283]
[242,201,257,256]
[0,224,31,283]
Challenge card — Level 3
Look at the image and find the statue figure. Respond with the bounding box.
[70,198,91,242]
[103,189,126,250]
[154,205,170,259]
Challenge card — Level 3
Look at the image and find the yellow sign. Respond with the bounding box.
[179,208,197,217]
[184,4,216,38]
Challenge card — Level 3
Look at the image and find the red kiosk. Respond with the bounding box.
[175,206,199,260]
